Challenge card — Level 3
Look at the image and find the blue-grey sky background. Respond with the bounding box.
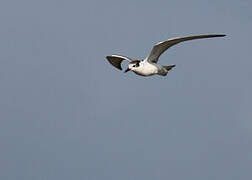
[0,0,251,179]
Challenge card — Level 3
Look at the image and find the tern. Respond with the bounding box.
[106,34,225,76]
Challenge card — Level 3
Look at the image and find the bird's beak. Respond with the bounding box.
[124,68,130,73]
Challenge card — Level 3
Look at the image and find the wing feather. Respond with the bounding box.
[106,55,133,70]
[147,34,226,63]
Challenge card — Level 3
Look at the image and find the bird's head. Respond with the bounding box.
[124,60,141,73]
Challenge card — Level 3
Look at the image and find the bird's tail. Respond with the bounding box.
[163,65,176,71]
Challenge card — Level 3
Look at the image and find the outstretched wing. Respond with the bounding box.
[146,34,226,63]
[106,55,133,70]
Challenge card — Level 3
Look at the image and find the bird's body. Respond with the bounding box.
[132,61,157,76]
[131,61,169,76]
[106,34,226,77]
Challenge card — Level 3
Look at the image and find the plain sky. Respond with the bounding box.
[0,0,251,179]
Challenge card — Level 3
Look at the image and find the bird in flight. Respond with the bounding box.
[106,34,226,76]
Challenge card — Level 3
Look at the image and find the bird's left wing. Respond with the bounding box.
[146,34,226,63]
[106,55,133,70]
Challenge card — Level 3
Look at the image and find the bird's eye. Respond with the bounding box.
[133,65,136,67]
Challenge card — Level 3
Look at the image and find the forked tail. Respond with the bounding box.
[163,65,176,71]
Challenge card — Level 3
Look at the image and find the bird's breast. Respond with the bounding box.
[133,63,158,76]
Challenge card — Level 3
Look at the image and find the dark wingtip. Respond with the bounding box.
[105,56,111,61]
[213,34,226,37]
[202,34,226,38]
[106,55,123,70]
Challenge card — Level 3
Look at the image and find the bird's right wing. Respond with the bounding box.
[146,34,226,63]
[106,55,133,70]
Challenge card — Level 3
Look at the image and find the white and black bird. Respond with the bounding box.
[106,34,226,76]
